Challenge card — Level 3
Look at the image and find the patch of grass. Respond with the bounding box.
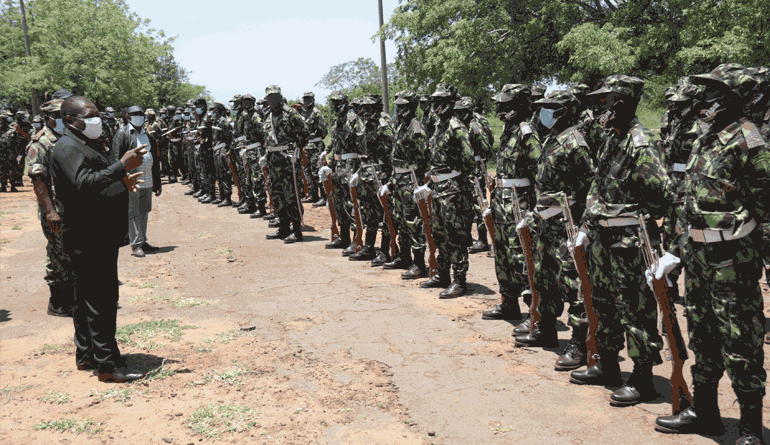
[187,404,261,438]
[40,391,70,404]
[115,319,193,350]
[0,238,9,244]
[2,383,40,395]
[138,281,158,289]
[338,408,351,414]
[204,329,251,345]
[404,419,415,425]
[34,418,103,434]
[492,425,515,434]
[196,345,214,353]
[11,225,21,230]
[138,363,178,383]
[128,294,172,304]
[40,342,70,354]
[172,297,211,308]
[190,362,251,387]
[637,103,665,134]
[88,388,146,404]
[216,248,233,255]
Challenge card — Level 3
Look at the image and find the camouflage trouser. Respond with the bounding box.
[214,147,231,199]
[471,163,487,233]
[392,174,425,252]
[491,187,528,299]
[533,213,582,328]
[432,188,474,280]
[158,141,169,175]
[242,148,264,205]
[41,221,70,286]
[331,161,353,227]
[185,141,197,187]
[682,231,766,395]
[169,140,184,178]
[0,152,12,188]
[303,141,325,199]
[267,153,303,222]
[358,177,382,229]
[197,146,216,195]
[588,224,663,364]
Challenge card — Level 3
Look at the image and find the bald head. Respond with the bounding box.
[61,95,99,133]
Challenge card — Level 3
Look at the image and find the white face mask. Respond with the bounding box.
[196,107,204,115]
[33,122,42,130]
[54,118,66,134]
[130,115,145,128]
[81,117,103,139]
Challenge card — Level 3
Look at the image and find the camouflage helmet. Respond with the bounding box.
[174,108,182,115]
[0,110,12,120]
[145,108,156,116]
[531,85,547,101]
[166,105,176,114]
[52,89,73,100]
[493,84,530,103]
[302,91,315,99]
[32,114,44,124]
[210,101,226,111]
[257,99,267,107]
[588,74,645,102]
[669,77,705,103]
[366,94,382,106]
[265,85,281,96]
[418,93,431,103]
[692,63,756,102]
[15,110,28,121]
[329,91,348,103]
[454,96,474,111]
[105,106,115,113]
[230,94,243,104]
[534,89,578,107]
[40,100,64,113]
[394,90,418,105]
[431,82,458,99]
[186,99,195,108]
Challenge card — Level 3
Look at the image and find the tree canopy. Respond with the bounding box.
[0,0,208,112]
[315,57,402,104]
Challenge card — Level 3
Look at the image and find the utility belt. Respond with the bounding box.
[688,218,756,243]
[266,145,290,153]
[393,164,417,174]
[233,136,245,144]
[169,138,181,142]
[431,170,461,182]
[669,163,686,173]
[537,198,575,220]
[496,178,531,188]
[334,153,359,161]
[361,161,383,169]
[308,137,323,143]
[598,217,639,228]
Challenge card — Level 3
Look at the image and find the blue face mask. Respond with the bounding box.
[33,122,42,130]
[539,108,557,129]
[54,118,66,134]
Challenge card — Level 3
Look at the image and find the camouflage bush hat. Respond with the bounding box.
[174,109,182,115]
[418,93,430,103]
[454,96,474,110]
[211,101,226,111]
[229,94,243,103]
[145,108,156,116]
[692,63,756,101]
[588,74,644,101]
[432,83,458,98]
[257,99,268,107]
[15,110,27,119]
[40,100,64,113]
[52,89,73,100]
[394,90,418,105]
[186,99,195,107]
[329,91,348,102]
[265,85,281,96]
[535,89,578,107]
[0,110,11,119]
[32,115,44,123]
[105,106,115,113]
[167,105,176,114]
[531,85,547,100]
[359,96,376,106]
[366,94,382,105]
[302,92,314,99]
[493,84,530,103]
[194,98,207,107]
[669,78,705,103]
[241,94,256,102]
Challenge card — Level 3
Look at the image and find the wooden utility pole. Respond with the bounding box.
[377,0,389,114]
[19,0,38,116]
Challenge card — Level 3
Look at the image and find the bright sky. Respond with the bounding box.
[124,0,400,107]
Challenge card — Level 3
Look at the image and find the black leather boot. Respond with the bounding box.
[283,221,303,244]
[569,351,622,387]
[371,251,389,267]
[326,225,351,249]
[554,323,587,371]
[342,243,357,256]
[610,361,657,406]
[239,200,256,214]
[217,197,232,207]
[199,194,215,204]
[46,285,74,318]
[384,245,411,270]
[482,294,522,320]
[734,390,765,445]
[192,189,204,197]
[512,313,531,335]
[313,197,326,207]
[469,224,489,253]
[439,275,467,299]
[655,382,724,436]
[420,270,450,289]
[266,219,291,240]
[268,217,282,228]
[349,245,376,261]
[514,319,559,348]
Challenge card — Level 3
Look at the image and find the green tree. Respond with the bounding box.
[315,57,402,104]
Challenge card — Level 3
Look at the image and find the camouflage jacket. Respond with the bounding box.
[233,111,244,139]
[390,117,429,185]
[473,112,494,148]
[25,126,61,219]
[0,126,13,158]
[668,117,770,256]
[498,121,516,153]
[665,109,700,203]
[147,120,164,152]
[428,115,476,196]
[494,120,541,209]
[575,109,609,164]
[242,109,264,155]
[328,110,361,171]
[582,118,672,232]
[760,107,770,140]
[358,114,394,181]
[469,118,493,162]
[421,108,437,139]
[536,126,593,220]
[212,116,233,150]
[262,104,308,161]
[301,106,328,141]
[659,110,672,145]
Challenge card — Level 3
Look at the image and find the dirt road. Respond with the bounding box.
[1,178,768,444]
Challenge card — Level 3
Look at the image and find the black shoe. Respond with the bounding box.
[97,367,145,383]
[468,240,490,253]
[655,407,725,436]
[439,281,467,299]
[420,275,450,289]
[569,355,622,387]
[401,264,428,280]
[184,189,195,196]
[239,204,256,214]
[482,301,521,320]
[370,251,389,267]
[350,246,376,261]
[514,323,559,348]
[312,198,326,207]
[192,190,204,198]
[610,383,657,407]
[263,213,277,220]
[268,218,281,228]
[211,197,224,205]
[283,232,303,244]
[512,314,531,335]
[168,176,177,183]
[554,338,586,371]
[217,198,232,207]
[198,195,214,203]
[342,243,357,257]
[325,237,347,249]
[47,302,74,318]
[10,186,18,192]
[383,256,411,270]
[301,196,315,203]
[266,228,290,240]
[76,358,97,371]
[141,243,160,252]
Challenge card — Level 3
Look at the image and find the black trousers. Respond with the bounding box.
[69,245,121,371]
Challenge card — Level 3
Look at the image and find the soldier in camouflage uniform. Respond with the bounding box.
[193,98,217,204]
[513,91,593,370]
[261,85,309,243]
[167,108,185,183]
[349,95,394,263]
[482,84,541,322]
[24,99,72,316]
[383,91,430,277]
[569,75,670,409]
[210,102,234,207]
[11,111,32,186]
[300,92,329,206]
[239,95,269,218]
[418,94,436,139]
[417,83,476,298]
[570,82,609,164]
[321,91,359,252]
[531,85,549,140]
[104,107,119,135]
[228,95,247,207]
[654,65,768,445]
[0,111,15,192]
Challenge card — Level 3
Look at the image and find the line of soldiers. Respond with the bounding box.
[0,109,35,192]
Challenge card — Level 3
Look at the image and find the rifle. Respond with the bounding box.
[637,214,691,415]
[321,169,340,244]
[289,146,304,224]
[410,168,439,278]
[474,175,495,248]
[261,166,275,214]
[300,147,311,199]
[349,172,364,254]
[14,124,30,140]
[225,150,243,200]
[511,185,540,331]
[559,193,598,368]
[370,164,398,259]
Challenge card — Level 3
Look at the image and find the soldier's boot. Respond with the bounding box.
[46,285,73,318]
[263,210,277,220]
[266,218,291,240]
[283,220,304,244]
[655,381,725,436]
[512,313,531,335]
[734,390,766,445]
[514,318,559,348]
[217,196,232,207]
[420,266,451,289]
[239,199,256,214]
[350,228,378,261]
[10,184,18,192]
[439,272,467,299]
[211,193,224,205]
[610,361,658,407]
[482,294,522,320]
[250,202,268,218]
[384,238,412,270]
[325,224,350,249]
[766,332,770,345]
[198,194,214,204]
[342,243,357,257]
[0,184,7,193]
[268,217,282,228]
[192,189,204,197]
[402,250,428,279]
[569,351,622,387]
[469,224,489,253]
[554,322,587,371]
[371,231,391,266]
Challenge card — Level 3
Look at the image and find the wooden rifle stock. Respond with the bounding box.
[350,184,364,254]
[371,165,398,259]
[474,176,495,248]
[225,151,243,201]
[637,214,691,415]
[262,166,275,213]
[511,186,540,330]
[411,169,438,277]
[300,147,311,199]
[322,174,340,243]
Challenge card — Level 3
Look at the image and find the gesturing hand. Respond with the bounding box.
[123,172,144,192]
[121,145,147,171]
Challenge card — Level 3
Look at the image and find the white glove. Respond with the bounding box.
[348,172,360,187]
[414,184,431,202]
[654,252,681,281]
[259,156,267,168]
[380,184,390,196]
[483,208,492,218]
[320,150,327,161]
[568,231,590,253]
[319,166,332,182]
[516,218,528,231]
